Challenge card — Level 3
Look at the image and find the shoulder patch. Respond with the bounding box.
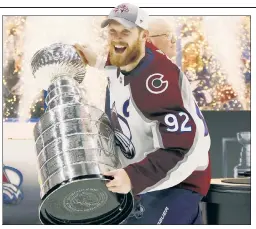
[146,73,169,94]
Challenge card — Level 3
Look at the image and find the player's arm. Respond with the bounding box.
[73,43,110,69]
[123,62,210,195]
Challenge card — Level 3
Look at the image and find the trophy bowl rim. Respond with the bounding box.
[30,43,87,85]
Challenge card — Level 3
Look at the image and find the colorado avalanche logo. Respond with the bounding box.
[111,101,135,159]
[146,73,169,94]
[3,165,24,205]
[113,4,129,13]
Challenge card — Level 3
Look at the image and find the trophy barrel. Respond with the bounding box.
[31,44,134,225]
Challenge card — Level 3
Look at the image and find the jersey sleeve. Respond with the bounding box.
[123,57,210,195]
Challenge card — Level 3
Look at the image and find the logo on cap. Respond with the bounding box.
[113,4,129,13]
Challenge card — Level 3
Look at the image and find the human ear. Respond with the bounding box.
[140,29,149,41]
[146,37,152,43]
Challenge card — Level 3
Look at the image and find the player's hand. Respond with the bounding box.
[73,43,97,67]
[103,169,132,194]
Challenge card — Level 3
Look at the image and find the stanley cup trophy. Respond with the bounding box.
[234,132,251,178]
[31,43,133,224]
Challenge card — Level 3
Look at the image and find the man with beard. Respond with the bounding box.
[74,3,211,225]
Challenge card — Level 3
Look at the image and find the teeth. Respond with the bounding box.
[115,45,125,48]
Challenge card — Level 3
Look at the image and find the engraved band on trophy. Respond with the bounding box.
[234,132,251,178]
[31,43,134,225]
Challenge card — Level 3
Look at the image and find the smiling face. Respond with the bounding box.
[107,20,146,67]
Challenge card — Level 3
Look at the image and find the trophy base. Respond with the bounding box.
[238,171,251,177]
[39,174,133,225]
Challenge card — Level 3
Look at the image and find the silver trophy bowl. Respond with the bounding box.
[31,43,86,88]
[31,43,133,225]
[237,132,250,145]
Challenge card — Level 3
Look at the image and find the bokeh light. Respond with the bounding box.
[2,16,251,120]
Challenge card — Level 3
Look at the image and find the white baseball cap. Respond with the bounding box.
[101,3,149,30]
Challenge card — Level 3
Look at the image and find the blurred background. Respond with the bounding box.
[2,16,251,224]
[3,16,250,121]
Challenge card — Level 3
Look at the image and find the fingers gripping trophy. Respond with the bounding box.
[31,43,133,225]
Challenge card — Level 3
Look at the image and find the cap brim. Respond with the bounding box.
[101,17,136,29]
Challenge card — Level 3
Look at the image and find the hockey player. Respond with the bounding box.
[74,3,211,225]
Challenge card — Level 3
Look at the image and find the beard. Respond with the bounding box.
[109,38,143,67]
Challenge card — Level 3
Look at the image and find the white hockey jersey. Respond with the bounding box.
[101,44,211,196]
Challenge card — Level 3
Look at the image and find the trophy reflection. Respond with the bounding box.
[233,132,251,178]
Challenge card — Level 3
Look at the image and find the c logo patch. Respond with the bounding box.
[146,73,169,94]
